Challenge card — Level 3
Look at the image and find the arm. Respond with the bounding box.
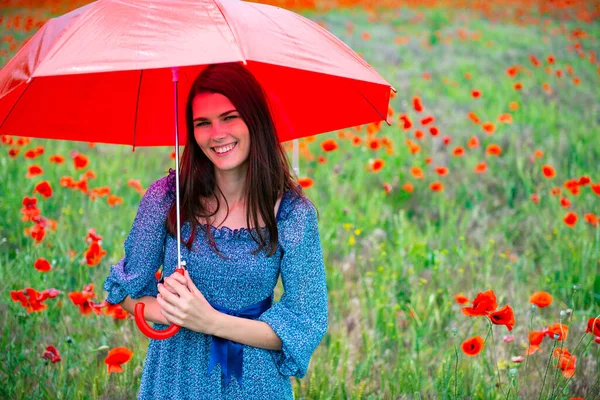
[211,313,282,351]
[120,295,169,326]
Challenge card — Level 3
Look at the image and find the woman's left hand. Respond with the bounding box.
[157,268,220,335]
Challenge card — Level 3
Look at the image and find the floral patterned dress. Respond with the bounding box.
[103,169,328,400]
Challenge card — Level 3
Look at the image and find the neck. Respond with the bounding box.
[213,165,247,208]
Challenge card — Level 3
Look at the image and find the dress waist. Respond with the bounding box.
[207,295,273,388]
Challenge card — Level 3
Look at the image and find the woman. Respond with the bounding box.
[103,62,329,399]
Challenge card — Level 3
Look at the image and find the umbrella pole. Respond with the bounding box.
[292,138,299,176]
[133,68,186,340]
[172,67,186,273]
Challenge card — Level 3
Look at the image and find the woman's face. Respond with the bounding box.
[192,92,250,173]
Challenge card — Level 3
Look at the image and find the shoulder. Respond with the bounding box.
[279,184,317,223]
[138,169,176,208]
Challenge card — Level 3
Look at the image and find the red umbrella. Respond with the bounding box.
[0,0,394,339]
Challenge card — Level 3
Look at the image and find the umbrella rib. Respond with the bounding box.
[132,69,143,151]
[0,78,34,130]
[351,82,391,126]
[212,0,247,64]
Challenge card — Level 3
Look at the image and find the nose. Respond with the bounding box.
[210,121,228,141]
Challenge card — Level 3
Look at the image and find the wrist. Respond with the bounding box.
[210,310,226,336]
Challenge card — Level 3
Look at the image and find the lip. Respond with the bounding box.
[212,142,238,156]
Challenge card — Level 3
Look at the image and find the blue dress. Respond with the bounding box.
[103,169,329,400]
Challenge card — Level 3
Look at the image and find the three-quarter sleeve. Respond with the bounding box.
[257,197,329,378]
[102,175,173,305]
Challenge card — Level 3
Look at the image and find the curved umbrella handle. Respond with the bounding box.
[134,268,185,340]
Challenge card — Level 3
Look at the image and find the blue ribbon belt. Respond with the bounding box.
[207,295,273,388]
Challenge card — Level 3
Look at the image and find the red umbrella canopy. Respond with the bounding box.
[0,0,393,147]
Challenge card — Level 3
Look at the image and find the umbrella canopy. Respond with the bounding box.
[0,0,394,147]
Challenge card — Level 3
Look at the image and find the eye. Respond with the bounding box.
[195,121,209,127]
[225,115,237,121]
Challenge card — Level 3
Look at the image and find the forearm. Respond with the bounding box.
[120,295,169,325]
[211,313,282,351]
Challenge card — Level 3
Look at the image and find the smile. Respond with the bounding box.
[212,142,237,155]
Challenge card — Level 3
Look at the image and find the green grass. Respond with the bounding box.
[1,3,599,399]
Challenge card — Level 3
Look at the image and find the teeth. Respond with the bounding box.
[214,143,236,154]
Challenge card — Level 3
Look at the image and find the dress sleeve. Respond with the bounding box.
[257,197,329,378]
[102,175,173,305]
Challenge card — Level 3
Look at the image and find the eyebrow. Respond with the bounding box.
[193,110,237,122]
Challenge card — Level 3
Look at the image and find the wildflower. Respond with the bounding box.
[369,159,384,173]
[72,152,89,170]
[33,181,53,199]
[298,177,313,189]
[529,292,552,308]
[488,305,515,331]
[34,258,52,272]
[474,162,487,174]
[461,336,484,356]
[503,335,514,343]
[435,167,448,176]
[471,89,481,98]
[452,146,464,157]
[552,348,576,378]
[410,167,424,179]
[454,294,469,305]
[42,345,61,363]
[486,144,502,156]
[586,317,600,336]
[430,182,444,192]
[462,290,497,317]
[402,182,414,193]
[105,347,134,374]
[542,165,556,178]
[467,136,480,148]
[413,97,423,112]
[563,212,578,228]
[482,122,495,135]
[26,165,43,178]
[321,139,338,152]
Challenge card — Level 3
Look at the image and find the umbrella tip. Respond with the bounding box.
[390,86,397,93]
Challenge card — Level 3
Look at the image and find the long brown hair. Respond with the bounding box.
[165,62,311,259]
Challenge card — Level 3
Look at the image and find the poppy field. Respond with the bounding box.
[1,0,599,399]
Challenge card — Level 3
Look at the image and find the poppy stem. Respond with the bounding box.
[538,337,557,400]
[548,318,567,400]
[524,305,537,375]
[488,323,506,398]
[453,336,458,399]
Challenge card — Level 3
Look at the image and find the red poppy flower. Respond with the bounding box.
[467,136,480,148]
[474,162,487,174]
[73,153,89,170]
[399,115,412,130]
[591,184,600,196]
[413,96,423,112]
[105,347,134,374]
[542,165,556,178]
[468,112,480,124]
[545,323,569,341]
[482,122,495,135]
[461,336,484,356]
[435,166,448,176]
[486,144,502,157]
[297,177,314,189]
[49,154,65,164]
[420,116,433,126]
[34,258,52,272]
[530,193,540,203]
[462,290,497,317]
[321,139,338,152]
[430,182,443,192]
[410,167,424,179]
[488,305,515,331]
[33,181,53,199]
[42,345,61,363]
[429,126,439,136]
[454,294,469,305]
[529,292,552,308]
[402,182,414,193]
[26,165,43,178]
[586,317,600,336]
[452,146,464,157]
[563,212,578,228]
[471,89,481,98]
[553,348,576,379]
[369,159,384,173]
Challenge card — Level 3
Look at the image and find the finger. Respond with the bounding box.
[162,280,179,295]
[183,269,200,295]
[157,294,182,321]
[157,298,181,325]
[169,270,187,285]
[164,277,192,298]
[158,283,183,305]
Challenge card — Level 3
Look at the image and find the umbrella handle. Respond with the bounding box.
[134,268,185,340]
